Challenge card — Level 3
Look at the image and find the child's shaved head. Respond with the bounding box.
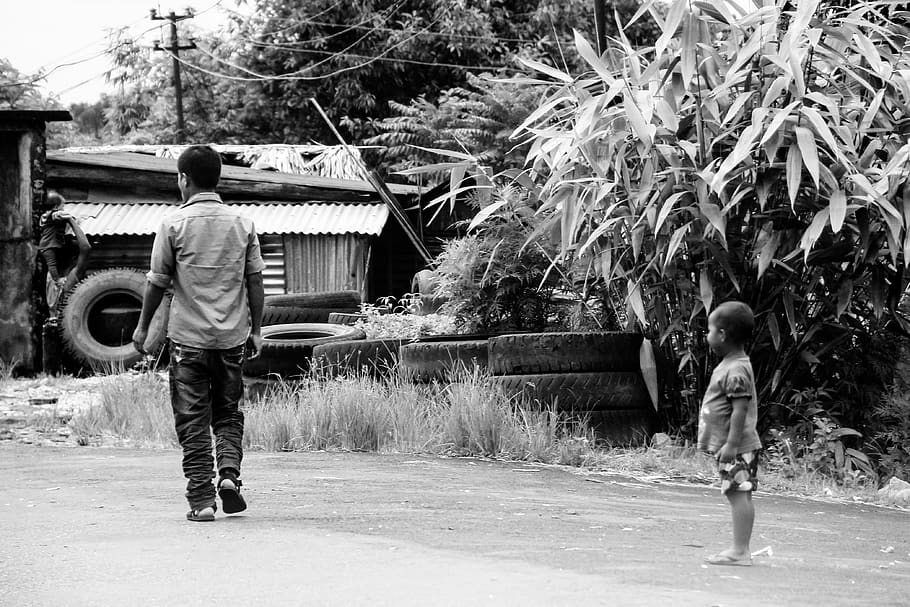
[710,301,754,345]
[47,191,65,209]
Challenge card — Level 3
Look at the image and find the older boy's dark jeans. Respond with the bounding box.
[169,342,245,510]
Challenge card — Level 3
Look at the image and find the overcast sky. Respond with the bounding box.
[1,0,235,105]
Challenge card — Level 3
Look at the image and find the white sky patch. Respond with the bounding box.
[1,0,235,104]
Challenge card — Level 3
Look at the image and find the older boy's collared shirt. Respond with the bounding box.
[697,354,763,453]
[147,192,266,349]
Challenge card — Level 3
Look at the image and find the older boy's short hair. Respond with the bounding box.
[177,145,221,189]
[712,301,755,344]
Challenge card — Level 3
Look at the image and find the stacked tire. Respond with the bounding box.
[488,332,655,445]
[261,290,361,325]
[242,323,365,400]
[312,338,407,379]
[398,333,493,382]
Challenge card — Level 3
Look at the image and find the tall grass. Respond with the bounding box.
[65,367,887,504]
[69,371,177,447]
[74,366,594,463]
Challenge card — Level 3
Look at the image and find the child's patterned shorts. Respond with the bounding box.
[716,450,760,494]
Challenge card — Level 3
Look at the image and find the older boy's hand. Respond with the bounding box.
[717,443,738,463]
[246,332,263,359]
[132,326,148,354]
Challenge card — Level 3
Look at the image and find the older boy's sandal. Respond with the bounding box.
[218,477,247,514]
[186,506,215,522]
[705,553,752,566]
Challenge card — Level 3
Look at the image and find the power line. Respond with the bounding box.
[231,13,572,46]
[181,35,516,84]
[187,15,445,81]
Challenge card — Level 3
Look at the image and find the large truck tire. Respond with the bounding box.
[488,332,644,375]
[312,338,407,378]
[262,305,359,325]
[242,323,365,378]
[58,268,170,371]
[399,339,489,382]
[490,371,650,411]
[264,290,361,309]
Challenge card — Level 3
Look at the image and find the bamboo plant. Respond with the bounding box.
[478,0,910,428]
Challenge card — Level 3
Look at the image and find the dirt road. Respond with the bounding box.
[0,444,907,606]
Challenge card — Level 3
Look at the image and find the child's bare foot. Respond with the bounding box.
[704,549,752,566]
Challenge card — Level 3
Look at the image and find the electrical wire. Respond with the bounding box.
[238,16,564,46]
[169,44,516,83]
[186,15,447,81]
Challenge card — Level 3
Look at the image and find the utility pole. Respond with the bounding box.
[151,9,196,144]
[593,0,608,56]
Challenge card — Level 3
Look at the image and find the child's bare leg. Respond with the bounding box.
[722,490,754,558]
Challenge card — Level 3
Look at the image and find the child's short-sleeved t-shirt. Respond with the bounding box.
[697,354,762,454]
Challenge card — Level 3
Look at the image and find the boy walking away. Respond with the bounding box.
[132,145,265,522]
[698,301,762,566]
[39,191,92,314]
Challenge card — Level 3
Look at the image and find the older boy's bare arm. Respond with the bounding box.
[718,396,749,462]
[245,272,264,359]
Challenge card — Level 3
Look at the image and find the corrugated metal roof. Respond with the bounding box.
[66,202,390,236]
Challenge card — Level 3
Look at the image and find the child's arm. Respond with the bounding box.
[717,396,749,462]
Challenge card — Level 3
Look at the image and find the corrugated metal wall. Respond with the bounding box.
[259,235,285,295]
[86,234,287,295]
[283,234,367,295]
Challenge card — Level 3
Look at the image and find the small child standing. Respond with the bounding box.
[698,301,762,567]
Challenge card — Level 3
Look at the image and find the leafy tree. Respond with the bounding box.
[0,58,54,108]
[462,0,910,444]
[361,73,541,177]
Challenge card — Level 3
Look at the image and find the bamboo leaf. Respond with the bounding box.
[794,126,819,189]
[654,0,688,59]
[573,30,614,83]
[396,161,472,176]
[623,92,654,148]
[800,208,830,262]
[853,33,883,75]
[699,269,714,315]
[829,188,847,233]
[627,279,648,326]
[467,199,511,231]
[626,0,658,28]
[801,106,847,166]
[791,0,820,34]
[517,57,574,83]
[698,201,727,247]
[758,231,781,279]
[639,339,660,411]
[680,12,698,88]
[782,290,798,339]
[786,143,803,208]
[859,89,885,132]
[655,191,690,234]
[767,312,781,351]
[759,101,799,146]
[836,278,853,319]
[663,223,690,275]
[721,91,755,127]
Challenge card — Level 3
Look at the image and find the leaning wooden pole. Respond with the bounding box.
[309,98,432,265]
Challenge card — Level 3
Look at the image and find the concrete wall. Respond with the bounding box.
[0,124,47,374]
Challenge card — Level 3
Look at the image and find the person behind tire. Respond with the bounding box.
[40,191,92,316]
[131,145,266,523]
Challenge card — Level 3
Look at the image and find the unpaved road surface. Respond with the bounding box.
[1,444,907,607]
